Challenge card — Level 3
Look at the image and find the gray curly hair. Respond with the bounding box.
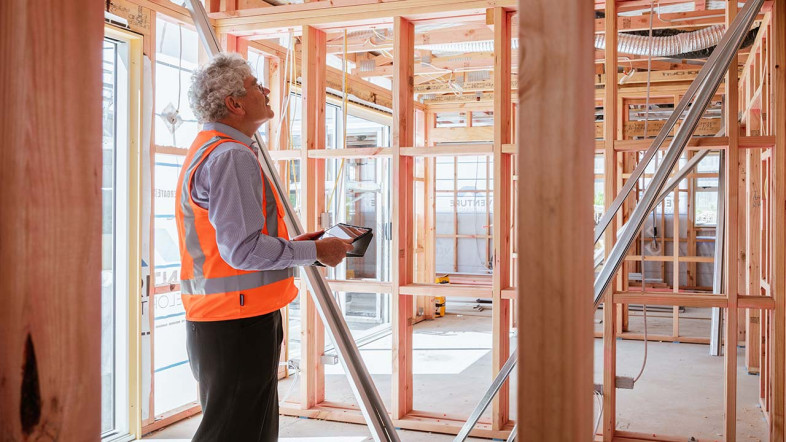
[188,53,252,123]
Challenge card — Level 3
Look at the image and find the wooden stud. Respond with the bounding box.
[602,0,618,439]
[724,2,739,439]
[770,1,786,438]
[517,0,594,438]
[746,147,762,373]
[392,16,415,420]
[300,25,327,409]
[0,0,103,439]
[491,6,513,431]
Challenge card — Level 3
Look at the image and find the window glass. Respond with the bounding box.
[155,18,200,148]
[101,34,131,439]
[435,112,466,128]
[153,289,196,414]
[151,152,198,414]
[324,107,392,281]
[101,37,119,437]
[154,154,184,286]
[346,114,388,148]
[470,111,494,127]
[434,156,493,275]
[288,93,303,149]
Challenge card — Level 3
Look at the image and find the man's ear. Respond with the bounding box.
[224,95,245,116]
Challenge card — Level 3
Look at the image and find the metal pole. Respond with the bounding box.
[183,2,400,440]
[454,349,518,442]
[506,425,517,442]
[710,151,726,355]
[594,0,764,309]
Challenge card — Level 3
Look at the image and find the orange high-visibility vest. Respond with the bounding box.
[175,130,298,321]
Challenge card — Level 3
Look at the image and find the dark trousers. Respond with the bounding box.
[186,310,283,442]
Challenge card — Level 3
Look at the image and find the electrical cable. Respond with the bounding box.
[593,390,604,435]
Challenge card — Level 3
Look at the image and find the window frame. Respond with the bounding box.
[102,23,144,442]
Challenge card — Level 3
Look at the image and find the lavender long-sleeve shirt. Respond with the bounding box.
[190,122,316,270]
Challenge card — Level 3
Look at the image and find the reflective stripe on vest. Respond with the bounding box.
[180,269,291,295]
[179,135,292,296]
[180,135,227,280]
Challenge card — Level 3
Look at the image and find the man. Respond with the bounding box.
[175,53,353,441]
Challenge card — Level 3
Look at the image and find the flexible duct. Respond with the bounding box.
[415,25,755,59]
[414,25,720,56]
[596,24,726,56]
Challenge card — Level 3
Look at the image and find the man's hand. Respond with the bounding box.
[293,230,324,241]
[315,238,354,267]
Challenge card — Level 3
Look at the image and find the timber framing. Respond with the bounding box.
[89,0,786,440]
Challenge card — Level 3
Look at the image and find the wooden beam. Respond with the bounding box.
[428,126,494,143]
[212,0,516,37]
[392,16,415,420]
[613,135,776,151]
[279,403,513,439]
[491,7,512,431]
[602,0,618,440]
[299,25,327,409]
[517,0,594,437]
[415,77,518,94]
[0,0,103,439]
[724,3,739,439]
[355,52,517,78]
[770,0,786,438]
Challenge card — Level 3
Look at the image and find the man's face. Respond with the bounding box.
[238,75,274,126]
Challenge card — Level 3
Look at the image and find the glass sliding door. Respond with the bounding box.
[101,28,138,441]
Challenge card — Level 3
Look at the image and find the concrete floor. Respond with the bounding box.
[144,305,768,441]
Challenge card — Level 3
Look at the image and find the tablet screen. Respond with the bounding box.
[322,224,370,242]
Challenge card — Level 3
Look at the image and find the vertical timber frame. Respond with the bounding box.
[725,2,740,439]
[392,16,415,420]
[772,1,786,438]
[603,0,619,440]
[300,25,327,409]
[0,0,103,439]
[517,0,594,438]
[491,6,513,431]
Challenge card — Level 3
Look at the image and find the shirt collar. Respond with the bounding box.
[203,122,258,153]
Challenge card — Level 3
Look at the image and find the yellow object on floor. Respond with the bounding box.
[434,296,446,317]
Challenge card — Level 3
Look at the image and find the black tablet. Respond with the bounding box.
[320,223,373,258]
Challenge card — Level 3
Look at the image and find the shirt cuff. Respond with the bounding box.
[290,240,318,266]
